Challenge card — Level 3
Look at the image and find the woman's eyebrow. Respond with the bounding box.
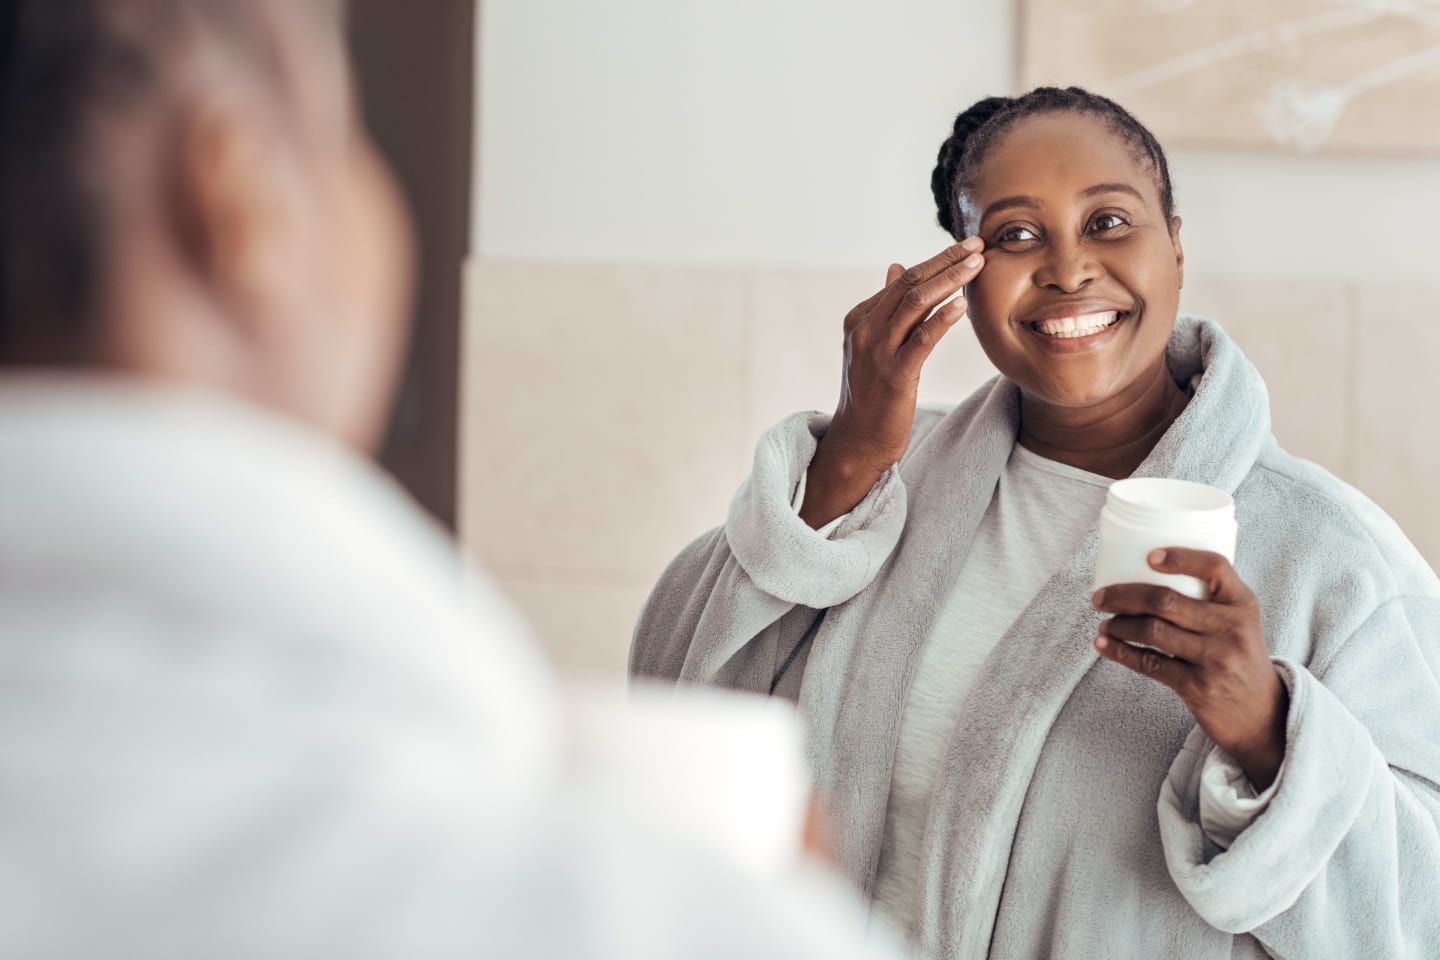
[1082,182,1146,202]
[979,183,1146,224]
[979,195,1043,222]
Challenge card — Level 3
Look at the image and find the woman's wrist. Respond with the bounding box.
[1224,674,1290,792]
[799,435,888,530]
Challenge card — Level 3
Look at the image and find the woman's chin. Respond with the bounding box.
[1019,375,1127,411]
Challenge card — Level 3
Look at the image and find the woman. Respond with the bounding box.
[630,87,1440,959]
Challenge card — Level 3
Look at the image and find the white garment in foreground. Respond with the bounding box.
[0,377,902,960]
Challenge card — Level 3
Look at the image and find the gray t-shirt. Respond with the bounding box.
[870,442,1112,937]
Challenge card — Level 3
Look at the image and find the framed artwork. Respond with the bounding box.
[1020,0,1440,154]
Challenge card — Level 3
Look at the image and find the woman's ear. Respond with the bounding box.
[1170,214,1185,290]
[166,100,302,334]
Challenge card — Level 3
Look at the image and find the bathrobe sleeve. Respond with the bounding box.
[1157,594,1440,958]
[630,412,907,691]
[1196,745,1282,849]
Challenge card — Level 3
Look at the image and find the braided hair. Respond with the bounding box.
[931,86,1176,241]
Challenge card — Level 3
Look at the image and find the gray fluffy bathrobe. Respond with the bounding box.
[630,316,1440,959]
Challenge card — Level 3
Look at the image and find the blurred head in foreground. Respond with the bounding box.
[0,0,415,450]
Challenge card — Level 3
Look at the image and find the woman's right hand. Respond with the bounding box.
[799,237,986,529]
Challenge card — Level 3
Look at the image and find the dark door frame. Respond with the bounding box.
[347,0,476,530]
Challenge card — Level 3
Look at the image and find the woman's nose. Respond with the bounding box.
[1034,239,1102,293]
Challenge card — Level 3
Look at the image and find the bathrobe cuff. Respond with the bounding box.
[1197,744,1282,850]
[1157,657,1382,933]
[725,412,907,609]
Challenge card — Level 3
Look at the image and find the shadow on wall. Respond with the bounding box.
[348,0,475,530]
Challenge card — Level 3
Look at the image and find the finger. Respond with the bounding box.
[1094,632,1195,694]
[843,263,908,333]
[895,237,983,288]
[1099,615,1205,663]
[801,795,837,866]
[1148,548,1253,606]
[1091,583,1217,632]
[872,237,984,322]
[881,250,985,349]
[897,295,967,366]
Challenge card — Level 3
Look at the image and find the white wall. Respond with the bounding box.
[1167,149,1440,282]
[477,0,1015,268]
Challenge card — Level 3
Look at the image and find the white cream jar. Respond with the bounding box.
[1094,477,1237,601]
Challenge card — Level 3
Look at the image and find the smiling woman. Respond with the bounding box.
[949,97,1189,472]
[631,85,1440,960]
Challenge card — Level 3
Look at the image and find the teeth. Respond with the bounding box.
[1032,311,1121,338]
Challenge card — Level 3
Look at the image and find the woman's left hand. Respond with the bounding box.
[1091,548,1289,791]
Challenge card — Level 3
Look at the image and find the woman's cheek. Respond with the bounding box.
[966,263,1020,334]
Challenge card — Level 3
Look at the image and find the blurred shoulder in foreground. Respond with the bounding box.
[0,3,900,957]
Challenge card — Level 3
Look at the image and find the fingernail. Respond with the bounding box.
[962,235,984,251]
[964,253,983,268]
[1094,635,1109,651]
[1149,549,1168,567]
[1091,588,1106,607]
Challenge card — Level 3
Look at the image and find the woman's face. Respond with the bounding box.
[961,112,1184,410]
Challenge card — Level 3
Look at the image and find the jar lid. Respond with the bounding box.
[1105,477,1235,527]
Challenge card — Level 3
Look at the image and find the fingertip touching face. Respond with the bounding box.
[958,111,1184,411]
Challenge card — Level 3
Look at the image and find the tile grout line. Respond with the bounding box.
[1340,283,1360,485]
[737,266,759,481]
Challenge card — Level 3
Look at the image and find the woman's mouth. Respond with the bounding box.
[1028,310,1125,338]
[1022,309,1132,352]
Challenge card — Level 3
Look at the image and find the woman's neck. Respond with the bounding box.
[1018,361,1191,480]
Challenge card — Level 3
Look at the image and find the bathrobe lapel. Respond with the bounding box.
[913,523,1106,958]
[798,379,1022,894]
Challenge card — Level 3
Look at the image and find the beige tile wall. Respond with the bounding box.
[461,260,1438,678]
[1349,286,1440,569]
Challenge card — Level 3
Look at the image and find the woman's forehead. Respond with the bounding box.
[967,112,1162,218]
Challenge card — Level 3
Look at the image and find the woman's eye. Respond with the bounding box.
[1090,213,1127,232]
[998,225,1039,243]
